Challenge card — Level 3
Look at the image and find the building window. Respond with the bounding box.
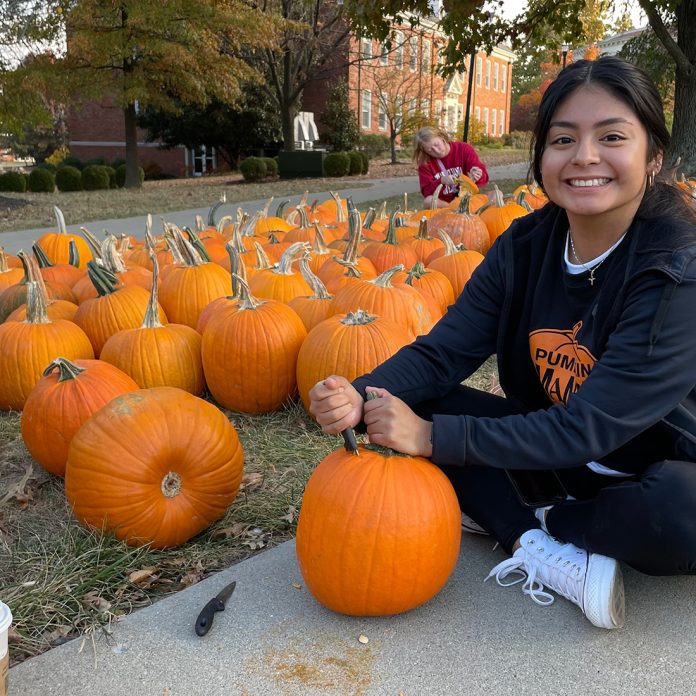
[378,100,387,130]
[191,146,216,176]
[476,57,482,87]
[435,99,442,125]
[447,105,456,131]
[395,32,404,68]
[422,39,431,71]
[491,108,497,135]
[501,64,507,93]
[361,90,372,129]
[483,107,489,134]
[395,95,403,130]
[361,38,372,60]
[409,36,418,71]
[485,59,491,88]
[379,42,388,66]
[421,98,430,117]
[493,63,499,90]
[457,105,463,122]
[474,106,480,122]
[409,97,417,115]
[499,109,505,135]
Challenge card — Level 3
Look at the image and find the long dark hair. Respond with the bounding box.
[530,56,695,222]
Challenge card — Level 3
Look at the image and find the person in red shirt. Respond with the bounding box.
[414,126,489,208]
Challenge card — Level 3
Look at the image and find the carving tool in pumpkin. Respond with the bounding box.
[194,580,236,636]
[341,427,359,455]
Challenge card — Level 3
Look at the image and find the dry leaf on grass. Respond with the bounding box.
[82,591,112,614]
[0,463,36,507]
[128,567,160,588]
[211,521,248,540]
[240,472,263,491]
[280,506,296,524]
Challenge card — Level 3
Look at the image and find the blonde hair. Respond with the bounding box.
[413,126,451,166]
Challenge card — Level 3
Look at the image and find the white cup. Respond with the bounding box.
[0,601,12,696]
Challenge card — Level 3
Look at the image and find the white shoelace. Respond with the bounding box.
[485,542,587,607]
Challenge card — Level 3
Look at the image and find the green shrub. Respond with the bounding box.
[103,165,117,188]
[358,151,369,174]
[115,164,145,187]
[55,165,83,192]
[347,151,363,175]
[503,130,533,149]
[27,167,55,193]
[85,156,107,166]
[81,164,110,191]
[111,158,126,169]
[359,133,390,158]
[262,157,278,178]
[239,156,267,181]
[38,162,58,174]
[62,156,84,170]
[323,151,350,177]
[0,170,27,193]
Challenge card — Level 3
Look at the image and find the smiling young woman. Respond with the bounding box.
[309,57,696,631]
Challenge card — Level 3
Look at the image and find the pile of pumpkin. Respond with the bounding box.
[0,181,546,614]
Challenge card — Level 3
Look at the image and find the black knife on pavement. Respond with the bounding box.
[194,580,236,636]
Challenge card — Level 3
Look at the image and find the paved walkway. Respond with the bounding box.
[0,162,529,255]
[9,535,696,695]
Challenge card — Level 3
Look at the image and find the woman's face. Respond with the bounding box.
[540,85,659,232]
[422,136,450,159]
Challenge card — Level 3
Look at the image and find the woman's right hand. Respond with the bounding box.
[308,376,364,434]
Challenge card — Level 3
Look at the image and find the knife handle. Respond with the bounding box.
[341,427,358,454]
[194,597,225,636]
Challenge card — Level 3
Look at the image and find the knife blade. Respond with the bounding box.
[341,427,359,455]
[194,580,236,636]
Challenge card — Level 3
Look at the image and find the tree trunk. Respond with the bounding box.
[123,102,141,189]
[668,1,696,176]
[281,105,297,152]
[390,132,398,164]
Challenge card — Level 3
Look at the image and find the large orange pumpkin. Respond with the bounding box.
[296,444,462,616]
[20,357,139,476]
[65,387,244,548]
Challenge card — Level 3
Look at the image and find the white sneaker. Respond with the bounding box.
[461,512,489,535]
[485,529,625,629]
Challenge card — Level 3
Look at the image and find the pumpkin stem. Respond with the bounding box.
[44,357,86,381]
[86,260,119,296]
[101,235,128,274]
[276,241,310,276]
[32,241,54,268]
[297,255,332,300]
[225,242,247,297]
[207,194,226,227]
[80,226,103,260]
[437,229,460,256]
[311,222,331,254]
[141,250,163,329]
[430,184,443,210]
[0,247,9,273]
[370,264,405,288]
[67,239,81,268]
[161,471,182,498]
[182,226,211,262]
[253,241,274,271]
[341,308,378,326]
[232,273,263,311]
[53,206,67,235]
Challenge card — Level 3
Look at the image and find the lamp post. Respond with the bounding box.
[561,42,569,69]
[463,48,477,143]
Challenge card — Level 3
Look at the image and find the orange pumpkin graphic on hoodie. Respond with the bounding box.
[529,321,597,405]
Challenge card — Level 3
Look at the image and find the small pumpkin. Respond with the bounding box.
[36,206,93,269]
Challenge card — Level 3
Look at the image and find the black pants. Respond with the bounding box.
[414,385,696,576]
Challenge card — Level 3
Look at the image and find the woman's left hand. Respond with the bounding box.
[468,166,483,182]
[363,387,433,457]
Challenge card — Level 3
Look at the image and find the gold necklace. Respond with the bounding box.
[567,232,607,286]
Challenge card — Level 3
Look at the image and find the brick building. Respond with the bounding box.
[67,96,215,178]
[303,16,515,144]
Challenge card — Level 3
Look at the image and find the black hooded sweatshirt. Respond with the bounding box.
[352,202,696,474]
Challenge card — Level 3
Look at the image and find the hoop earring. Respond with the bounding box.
[648,171,655,188]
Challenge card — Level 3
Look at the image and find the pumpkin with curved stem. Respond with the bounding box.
[478,185,529,247]
[254,198,294,237]
[36,206,93,269]
[330,265,434,339]
[33,240,85,288]
[158,225,230,329]
[513,182,548,210]
[429,193,490,255]
[295,440,461,616]
[201,276,307,413]
[20,357,139,476]
[296,309,411,409]
[288,256,335,332]
[427,230,485,298]
[403,217,445,264]
[101,254,204,395]
[65,386,244,548]
[404,261,455,315]
[0,247,24,291]
[73,261,167,357]
[6,298,78,323]
[0,271,94,411]
[362,210,419,274]
[250,241,313,303]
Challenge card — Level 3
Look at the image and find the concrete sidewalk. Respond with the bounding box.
[0,162,529,255]
[8,533,696,696]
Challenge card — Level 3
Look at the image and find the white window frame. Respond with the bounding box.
[422,39,431,71]
[483,107,489,134]
[379,42,388,66]
[493,63,499,90]
[409,36,418,71]
[476,57,482,87]
[501,64,507,93]
[499,109,505,135]
[474,106,481,122]
[378,99,387,130]
[395,32,404,69]
[491,108,497,135]
[485,59,491,88]
[361,90,372,129]
[435,99,442,126]
[361,37,372,60]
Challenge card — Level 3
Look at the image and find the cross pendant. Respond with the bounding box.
[589,272,596,286]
